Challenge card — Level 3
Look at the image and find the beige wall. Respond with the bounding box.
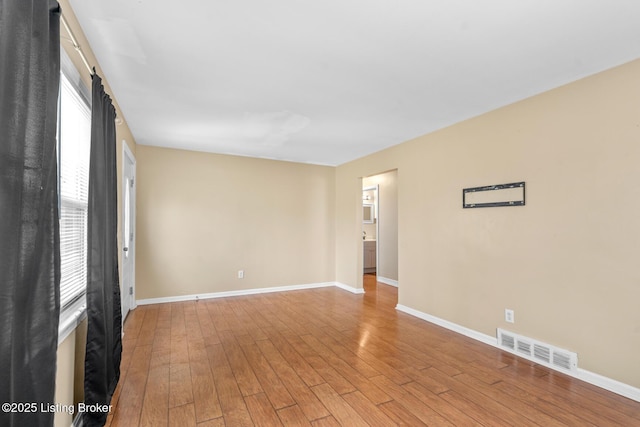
[336,59,640,389]
[136,146,335,299]
[54,320,87,427]
[364,170,398,281]
[54,333,75,427]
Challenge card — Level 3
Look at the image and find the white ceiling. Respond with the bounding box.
[69,0,640,166]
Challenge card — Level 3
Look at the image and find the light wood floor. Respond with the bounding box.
[106,275,640,426]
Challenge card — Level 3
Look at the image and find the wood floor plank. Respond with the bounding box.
[453,372,567,427]
[109,278,640,426]
[169,363,194,408]
[136,307,159,347]
[493,379,601,426]
[123,306,147,341]
[253,308,292,335]
[196,417,225,427]
[480,353,639,426]
[403,366,450,395]
[305,323,382,379]
[319,324,412,385]
[190,357,222,422]
[168,403,196,427]
[156,304,172,329]
[304,355,356,395]
[244,392,284,426]
[441,389,512,427]
[276,405,312,426]
[339,326,436,373]
[423,367,541,427]
[369,374,457,426]
[236,298,273,331]
[378,400,427,426]
[108,344,152,426]
[317,327,388,378]
[188,338,208,363]
[265,331,326,387]
[310,415,341,427]
[341,390,397,427]
[170,335,189,366]
[205,343,253,425]
[152,326,172,354]
[150,347,171,368]
[310,383,369,427]
[299,334,391,405]
[240,342,296,410]
[205,302,233,333]
[544,372,640,424]
[139,362,169,426]
[255,338,330,422]
[170,304,187,339]
[219,330,263,397]
[401,380,493,427]
[195,302,221,346]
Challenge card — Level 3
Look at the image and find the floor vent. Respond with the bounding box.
[497,329,578,373]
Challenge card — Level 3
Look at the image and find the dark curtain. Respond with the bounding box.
[0,1,61,427]
[83,73,122,427]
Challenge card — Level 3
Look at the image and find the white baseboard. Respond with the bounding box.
[137,282,335,305]
[334,282,366,294]
[377,276,398,287]
[136,281,367,306]
[395,304,640,403]
[396,304,496,346]
[575,368,640,402]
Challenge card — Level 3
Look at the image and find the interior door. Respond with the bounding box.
[122,144,136,322]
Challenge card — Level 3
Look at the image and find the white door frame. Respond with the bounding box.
[121,141,137,320]
[363,184,379,274]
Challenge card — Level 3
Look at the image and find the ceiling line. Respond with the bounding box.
[60,14,92,76]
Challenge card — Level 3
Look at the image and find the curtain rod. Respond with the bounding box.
[60,13,124,125]
[60,14,93,75]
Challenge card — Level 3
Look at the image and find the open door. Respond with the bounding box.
[121,142,136,322]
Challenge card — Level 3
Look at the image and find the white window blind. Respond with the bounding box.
[58,64,91,312]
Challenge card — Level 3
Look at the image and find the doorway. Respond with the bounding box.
[362,170,398,290]
[362,185,379,276]
[121,142,136,322]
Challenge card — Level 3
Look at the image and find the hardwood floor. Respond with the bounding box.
[105,275,640,426]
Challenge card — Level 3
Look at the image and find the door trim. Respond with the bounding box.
[363,184,379,275]
[122,141,137,318]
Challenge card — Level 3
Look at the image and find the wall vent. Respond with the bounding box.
[533,344,550,363]
[497,329,578,373]
[500,332,515,350]
[517,339,531,355]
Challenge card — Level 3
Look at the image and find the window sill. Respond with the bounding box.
[58,299,87,346]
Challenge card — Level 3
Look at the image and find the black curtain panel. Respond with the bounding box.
[83,73,122,427]
[0,1,61,427]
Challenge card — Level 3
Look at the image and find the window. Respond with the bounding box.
[58,50,91,336]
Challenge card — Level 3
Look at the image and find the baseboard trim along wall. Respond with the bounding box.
[395,304,640,403]
[136,281,364,306]
[377,276,398,287]
[334,282,366,294]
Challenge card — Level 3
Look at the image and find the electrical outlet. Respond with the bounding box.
[505,309,514,323]
[238,270,244,279]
